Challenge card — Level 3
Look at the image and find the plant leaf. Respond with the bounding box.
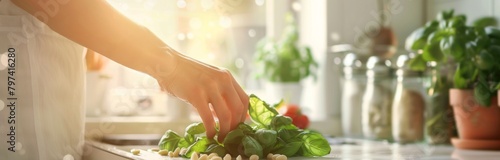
[242,136,264,158]
[298,131,331,157]
[186,122,206,135]
[248,94,279,127]
[254,129,277,149]
[184,137,214,158]
[408,54,427,71]
[423,42,444,62]
[158,130,182,151]
[474,78,492,107]
[272,141,303,157]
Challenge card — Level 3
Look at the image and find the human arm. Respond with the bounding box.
[13,0,249,141]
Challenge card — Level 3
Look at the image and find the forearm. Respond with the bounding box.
[13,0,177,77]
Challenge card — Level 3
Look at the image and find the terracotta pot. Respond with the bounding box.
[449,89,500,140]
[498,90,500,106]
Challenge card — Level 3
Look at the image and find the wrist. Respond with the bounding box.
[145,46,180,82]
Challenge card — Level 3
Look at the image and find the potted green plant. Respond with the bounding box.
[254,14,317,104]
[406,10,500,149]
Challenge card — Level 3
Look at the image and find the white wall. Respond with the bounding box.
[426,0,498,23]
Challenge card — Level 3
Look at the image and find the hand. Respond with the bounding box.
[153,52,249,142]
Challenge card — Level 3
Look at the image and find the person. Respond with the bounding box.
[0,0,249,159]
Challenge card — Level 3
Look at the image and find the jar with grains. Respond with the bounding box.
[391,54,426,143]
[362,56,395,140]
[341,53,368,138]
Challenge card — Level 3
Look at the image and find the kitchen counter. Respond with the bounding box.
[83,138,500,160]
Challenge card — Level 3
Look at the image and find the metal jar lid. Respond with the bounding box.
[366,56,394,78]
[342,53,368,76]
[395,54,422,77]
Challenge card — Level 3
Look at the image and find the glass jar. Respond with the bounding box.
[423,64,456,144]
[391,55,426,143]
[362,56,394,140]
[341,53,368,138]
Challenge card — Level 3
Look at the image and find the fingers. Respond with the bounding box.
[191,99,216,139]
[209,93,232,142]
[230,76,249,122]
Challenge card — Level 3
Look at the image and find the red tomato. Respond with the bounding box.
[294,115,310,129]
[281,104,300,119]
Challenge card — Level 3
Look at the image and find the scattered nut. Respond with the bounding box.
[208,153,218,159]
[168,151,174,157]
[249,155,259,160]
[223,154,232,160]
[173,148,181,157]
[158,149,169,156]
[191,152,199,160]
[272,154,280,160]
[199,154,209,160]
[180,148,188,155]
[210,157,222,160]
[276,155,287,160]
[267,153,274,160]
[130,149,140,155]
[236,155,242,160]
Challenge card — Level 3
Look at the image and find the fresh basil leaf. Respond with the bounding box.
[475,49,495,70]
[454,63,471,89]
[473,17,498,28]
[423,41,444,62]
[451,15,467,28]
[488,45,500,67]
[222,129,245,156]
[475,36,490,49]
[185,137,214,158]
[272,141,303,157]
[298,131,331,157]
[271,115,296,130]
[186,122,206,135]
[450,38,465,61]
[405,27,427,51]
[474,78,493,107]
[426,20,439,28]
[158,130,181,151]
[440,36,452,55]
[427,31,446,44]
[237,123,255,135]
[437,10,450,21]
[206,144,227,157]
[495,82,500,90]
[178,133,195,149]
[249,94,279,127]
[408,54,427,71]
[271,137,286,152]
[178,138,189,149]
[486,27,500,39]
[278,129,302,143]
[242,136,264,158]
[254,129,277,149]
[272,99,285,108]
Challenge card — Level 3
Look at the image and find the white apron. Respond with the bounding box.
[0,0,86,159]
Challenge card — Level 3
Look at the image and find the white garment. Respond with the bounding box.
[0,0,86,160]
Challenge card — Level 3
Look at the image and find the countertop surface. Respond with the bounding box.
[86,138,500,160]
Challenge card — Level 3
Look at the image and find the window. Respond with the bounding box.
[87,0,267,118]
